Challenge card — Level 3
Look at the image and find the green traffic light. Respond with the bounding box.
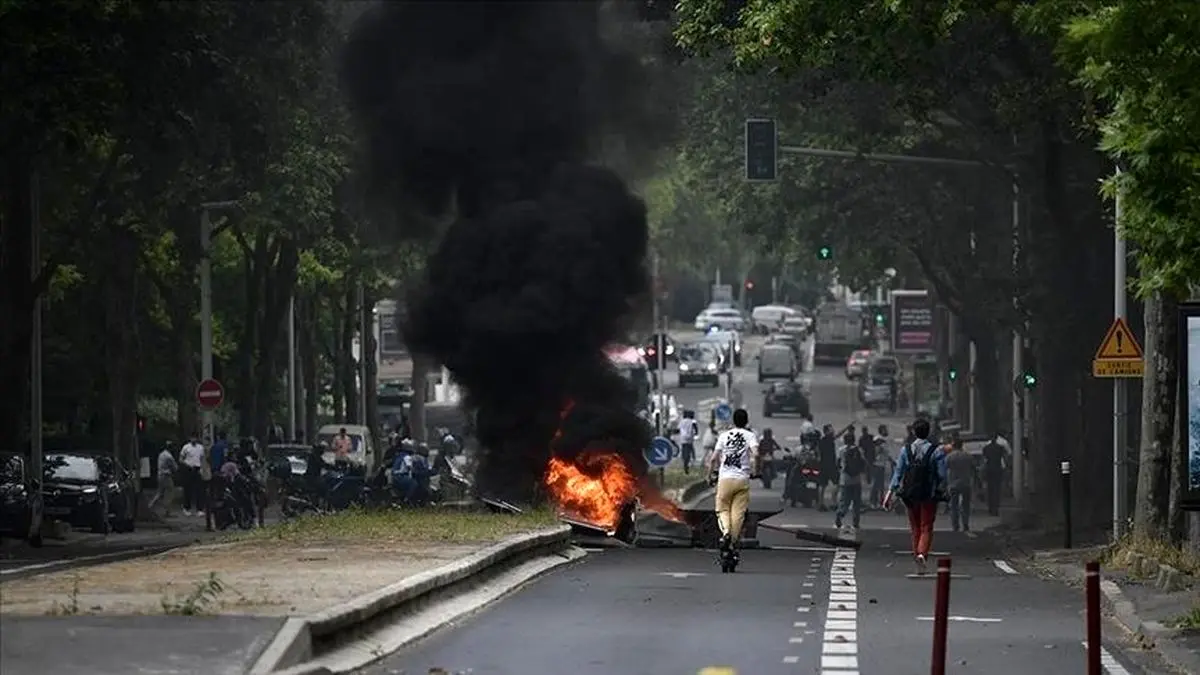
[948,368,957,381]
[817,245,832,260]
[1023,372,1037,387]
[875,313,884,323]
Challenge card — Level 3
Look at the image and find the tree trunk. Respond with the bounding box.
[249,238,298,446]
[409,354,431,443]
[363,289,380,467]
[972,330,1004,435]
[0,155,34,450]
[170,307,198,437]
[103,227,141,473]
[328,294,345,422]
[236,235,267,436]
[1134,290,1176,540]
[298,295,320,442]
[340,278,359,423]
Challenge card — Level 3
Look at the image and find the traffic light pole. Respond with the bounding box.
[1112,170,1128,540]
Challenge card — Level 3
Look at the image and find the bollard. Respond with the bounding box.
[1061,461,1072,549]
[931,557,952,675]
[1085,561,1102,675]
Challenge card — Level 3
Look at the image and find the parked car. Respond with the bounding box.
[762,381,811,418]
[0,452,44,546]
[42,452,138,534]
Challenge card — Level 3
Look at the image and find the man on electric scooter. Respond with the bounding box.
[708,408,760,569]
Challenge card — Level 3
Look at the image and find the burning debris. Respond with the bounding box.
[342,2,676,512]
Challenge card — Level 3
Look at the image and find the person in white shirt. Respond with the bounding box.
[678,410,700,474]
[708,408,759,553]
[179,435,206,516]
[149,446,179,515]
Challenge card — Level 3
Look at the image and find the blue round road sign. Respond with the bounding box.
[646,436,676,467]
[714,402,733,423]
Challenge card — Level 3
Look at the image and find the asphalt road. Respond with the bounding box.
[359,490,1158,675]
[0,527,208,581]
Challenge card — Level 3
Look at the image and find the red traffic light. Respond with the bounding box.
[744,280,755,290]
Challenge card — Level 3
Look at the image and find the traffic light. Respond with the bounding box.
[744,118,778,181]
[1023,371,1037,388]
[744,280,755,290]
[817,245,833,260]
[874,312,885,324]
[136,414,146,433]
[948,367,958,382]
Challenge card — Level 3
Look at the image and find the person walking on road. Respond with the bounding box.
[816,425,838,511]
[981,432,1009,516]
[885,417,948,574]
[678,410,700,474]
[835,432,866,532]
[945,437,975,533]
[869,424,892,508]
[149,444,179,515]
[179,434,205,516]
[709,408,759,555]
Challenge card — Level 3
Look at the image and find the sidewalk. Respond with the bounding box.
[1023,545,1200,675]
[0,509,568,675]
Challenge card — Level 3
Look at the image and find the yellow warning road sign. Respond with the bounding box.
[1092,317,1144,378]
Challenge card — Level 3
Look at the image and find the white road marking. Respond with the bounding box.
[797,606,811,612]
[658,572,707,578]
[820,547,859,675]
[782,655,800,664]
[992,559,1018,575]
[801,593,813,600]
[1081,642,1133,675]
[789,636,805,643]
[916,616,1003,623]
[794,621,808,628]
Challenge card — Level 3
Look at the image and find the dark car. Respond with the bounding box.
[43,453,138,534]
[0,453,44,546]
[677,342,721,387]
[763,381,810,418]
[639,332,676,371]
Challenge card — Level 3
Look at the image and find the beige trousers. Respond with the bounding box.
[715,477,751,540]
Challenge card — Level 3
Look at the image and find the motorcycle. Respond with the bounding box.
[759,453,777,489]
[212,473,259,530]
[782,447,822,508]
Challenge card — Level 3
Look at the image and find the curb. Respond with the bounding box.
[1097,575,1200,675]
[0,543,187,582]
[249,525,575,674]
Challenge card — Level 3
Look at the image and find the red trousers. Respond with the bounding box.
[906,501,938,556]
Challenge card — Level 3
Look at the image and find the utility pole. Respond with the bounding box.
[199,200,238,445]
[652,253,663,438]
[287,295,296,441]
[357,282,368,425]
[1113,169,1128,539]
[30,170,43,485]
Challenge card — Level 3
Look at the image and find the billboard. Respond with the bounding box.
[1179,302,1200,510]
[891,290,935,354]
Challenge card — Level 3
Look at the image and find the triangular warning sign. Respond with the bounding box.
[1094,317,1143,360]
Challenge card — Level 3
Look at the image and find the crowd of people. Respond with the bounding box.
[699,406,1014,575]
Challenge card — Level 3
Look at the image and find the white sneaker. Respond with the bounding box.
[915,554,927,574]
[183,510,192,517]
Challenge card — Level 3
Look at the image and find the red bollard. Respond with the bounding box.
[1086,561,1102,675]
[931,557,952,675]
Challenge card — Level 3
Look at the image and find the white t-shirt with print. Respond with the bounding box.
[715,427,758,480]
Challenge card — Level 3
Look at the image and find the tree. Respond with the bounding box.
[1032,0,1200,542]
[675,0,1120,520]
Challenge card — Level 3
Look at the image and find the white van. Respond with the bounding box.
[757,344,797,382]
[316,424,376,469]
[751,305,797,334]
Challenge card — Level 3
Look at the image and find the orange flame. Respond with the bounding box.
[542,399,684,530]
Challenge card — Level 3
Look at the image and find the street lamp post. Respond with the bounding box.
[778,144,1026,506]
[199,200,239,446]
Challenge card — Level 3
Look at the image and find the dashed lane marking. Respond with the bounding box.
[1081,642,1133,675]
[782,656,800,664]
[820,547,859,675]
[992,559,1019,575]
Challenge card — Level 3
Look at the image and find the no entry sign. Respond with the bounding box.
[196,378,225,411]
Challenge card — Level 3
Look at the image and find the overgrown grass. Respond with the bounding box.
[1169,606,1200,630]
[232,507,560,545]
[1103,534,1200,577]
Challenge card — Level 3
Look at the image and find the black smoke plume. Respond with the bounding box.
[341,1,671,502]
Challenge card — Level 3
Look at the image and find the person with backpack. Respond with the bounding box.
[835,432,867,532]
[884,417,948,574]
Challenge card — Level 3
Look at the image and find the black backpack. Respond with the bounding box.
[842,447,865,477]
[897,440,937,503]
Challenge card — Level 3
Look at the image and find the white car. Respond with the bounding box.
[694,307,746,332]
